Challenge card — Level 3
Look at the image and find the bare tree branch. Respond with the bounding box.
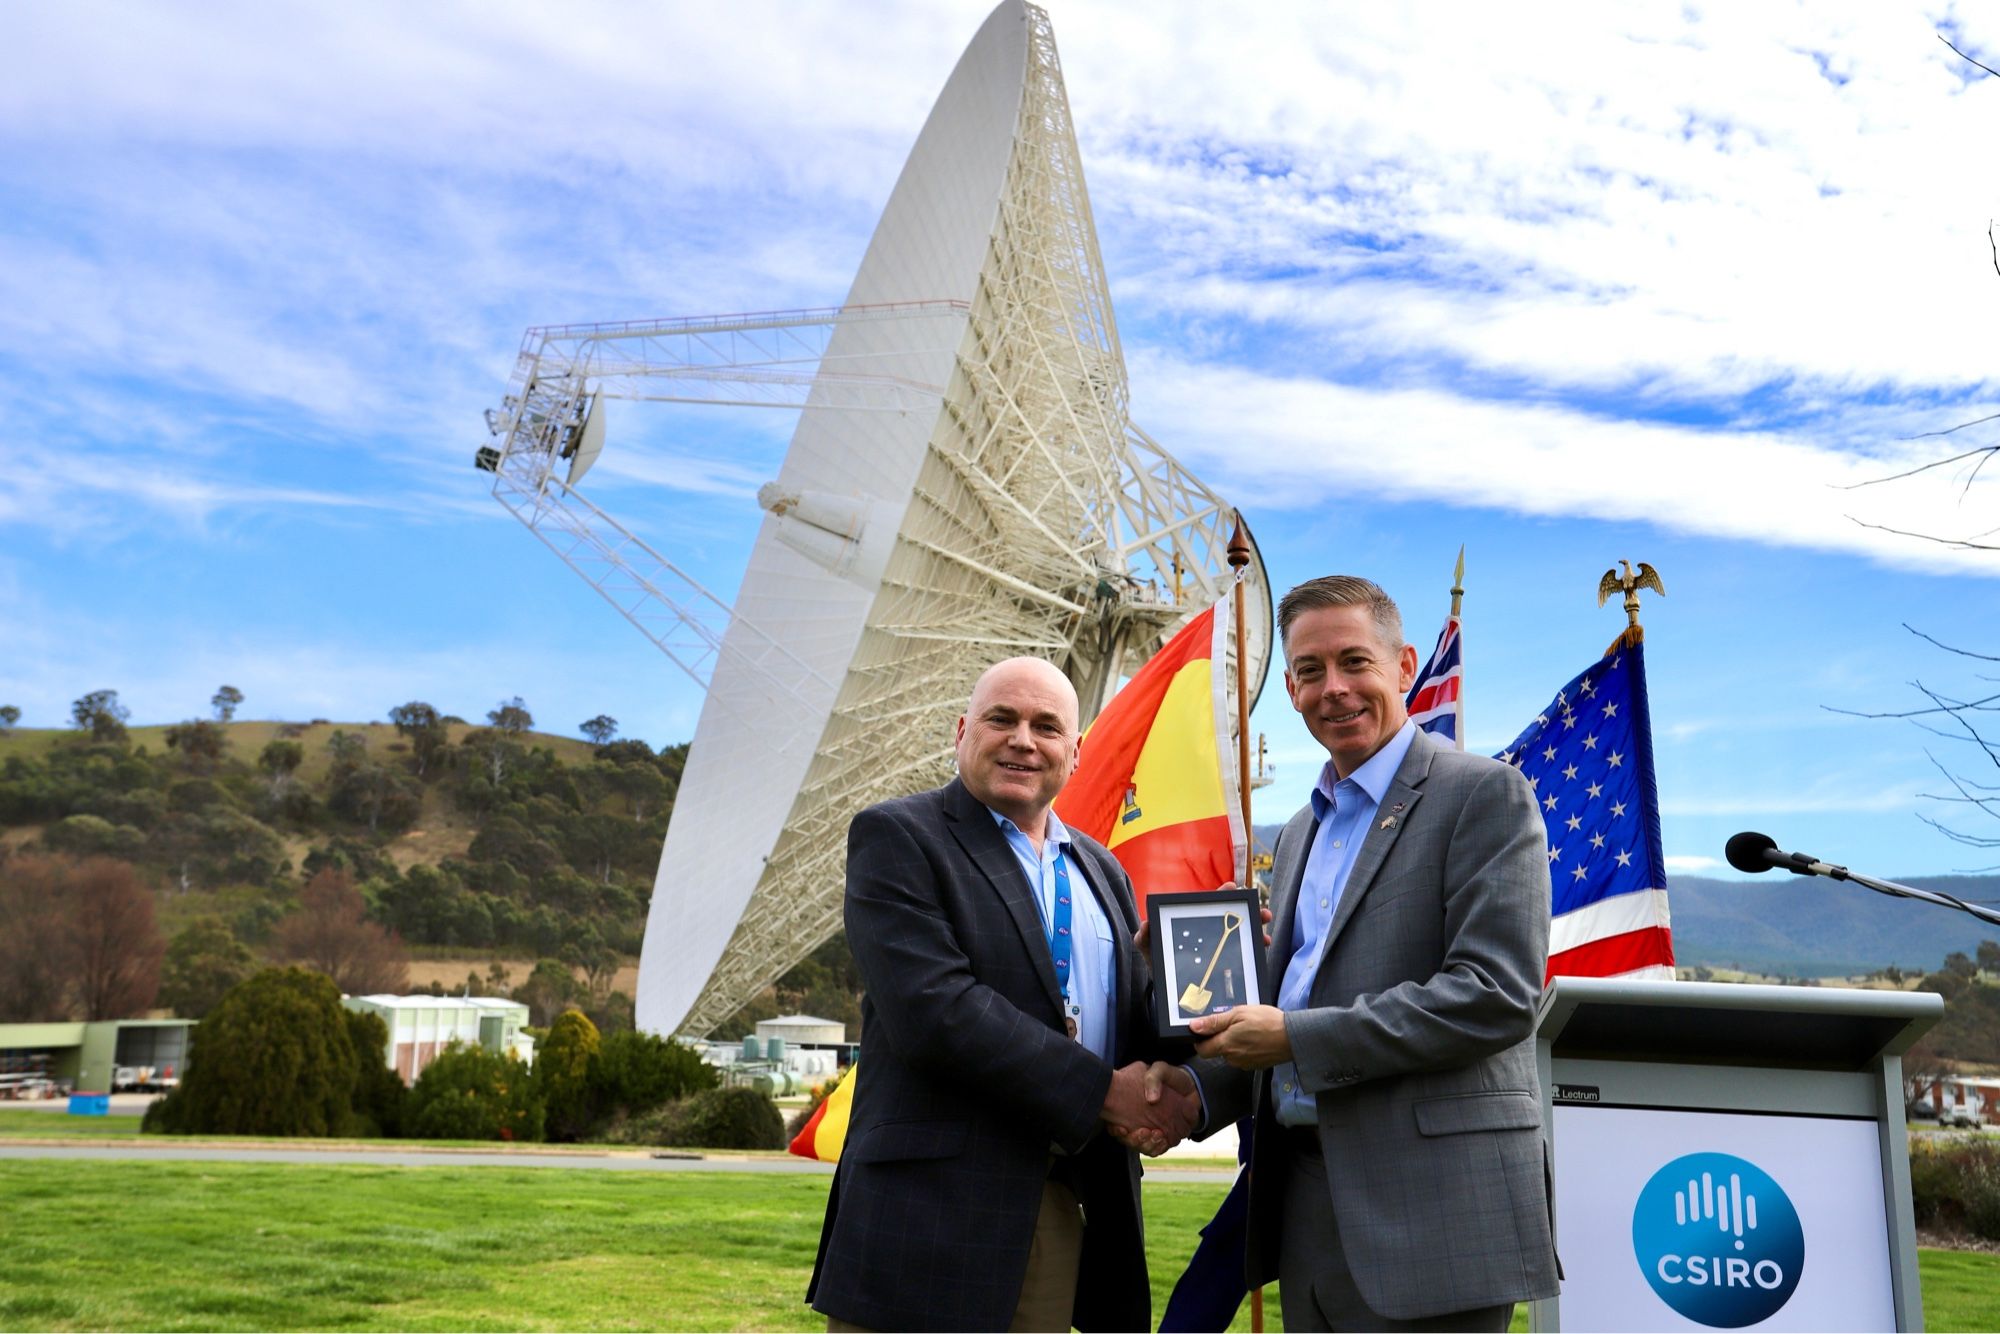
[1904,623,2000,662]
[1900,415,2000,443]
[1844,515,2000,550]
[1915,683,2000,770]
[1942,33,2000,79]
[1916,811,2000,850]
[1838,443,2000,488]
[1920,753,2000,815]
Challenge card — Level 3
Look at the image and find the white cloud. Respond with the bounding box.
[1665,854,1722,874]
[1135,353,2000,577]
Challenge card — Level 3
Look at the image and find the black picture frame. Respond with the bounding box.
[1147,887,1265,1037]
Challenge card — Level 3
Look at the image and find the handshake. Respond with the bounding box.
[1101,1060,1200,1157]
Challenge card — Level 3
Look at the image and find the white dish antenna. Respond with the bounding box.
[476,0,1272,1038]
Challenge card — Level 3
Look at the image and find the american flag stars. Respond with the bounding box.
[1496,640,1666,935]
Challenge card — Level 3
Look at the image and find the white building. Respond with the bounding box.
[756,1014,846,1048]
[342,995,535,1086]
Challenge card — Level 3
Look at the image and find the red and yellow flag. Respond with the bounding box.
[1054,601,1245,918]
[787,1066,855,1162]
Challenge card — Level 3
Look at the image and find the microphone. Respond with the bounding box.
[1723,831,1831,877]
[1719,833,2000,928]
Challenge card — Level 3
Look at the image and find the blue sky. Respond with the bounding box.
[4,2,1999,880]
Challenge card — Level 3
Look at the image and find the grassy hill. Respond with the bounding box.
[1668,873,2000,978]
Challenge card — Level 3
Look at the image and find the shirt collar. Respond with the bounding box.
[1310,720,1418,817]
[989,804,1072,853]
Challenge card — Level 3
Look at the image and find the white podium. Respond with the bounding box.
[1532,978,1941,1332]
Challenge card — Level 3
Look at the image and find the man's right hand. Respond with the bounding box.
[1103,1060,1199,1156]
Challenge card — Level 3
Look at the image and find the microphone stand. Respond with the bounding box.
[1788,856,2000,930]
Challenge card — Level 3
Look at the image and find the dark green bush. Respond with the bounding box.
[343,1009,406,1137]
[676,1086,785,1150]
[592,1029,716,1121]
[143,967,357,1137]
[406,1043,543,1142]
[1909,1138,2000,1239]
[599,1086,784,1150]
[537,1008,600,1142]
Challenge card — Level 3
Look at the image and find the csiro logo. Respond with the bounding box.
[1632,1152,1805,1328]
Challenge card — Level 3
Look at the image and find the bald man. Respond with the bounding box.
[807,658,1199,1332]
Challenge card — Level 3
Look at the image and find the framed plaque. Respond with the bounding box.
[1147,888,1265,1037]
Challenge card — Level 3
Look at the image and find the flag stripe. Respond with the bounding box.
[787,1068,855,1162]
[1549,886,1671,956]
[1054,599,1244,920]
[1057,605,1217,846]
[1547,926,1675,981]
[1106,815,1238,900]
[1407,613,1464,748]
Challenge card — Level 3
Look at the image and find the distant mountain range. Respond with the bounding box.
[1250,824,2000,977]
[1663,874,2000,977]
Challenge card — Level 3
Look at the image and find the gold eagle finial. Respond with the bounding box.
[1596,560,1665,631]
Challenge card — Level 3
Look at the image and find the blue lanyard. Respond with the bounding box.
[1049,852,1074,1011]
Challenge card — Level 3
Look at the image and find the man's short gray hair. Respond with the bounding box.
[1276,575,1404,652]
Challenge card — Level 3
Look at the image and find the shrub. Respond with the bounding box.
[592,1029,716,1121]
[144,967,358,1137]
[679,1086,785,1150]
[598,1086,783,1150]
[344,1009,406,1138]
[406,1044,544,1142]
[1910,1137,2000,1239]
[538,1008,601,1142]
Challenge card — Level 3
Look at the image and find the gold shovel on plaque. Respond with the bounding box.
[1179,912,1244,1015]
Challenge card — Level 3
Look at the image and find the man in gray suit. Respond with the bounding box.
[1175,575,1559,1331]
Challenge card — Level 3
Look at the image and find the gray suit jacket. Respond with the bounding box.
[1199,726,1560,1319]
[807,778,1160,1332]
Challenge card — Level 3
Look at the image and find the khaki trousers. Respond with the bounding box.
[826,1177,1083,1333]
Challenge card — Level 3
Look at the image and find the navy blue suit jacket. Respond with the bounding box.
[807,778,1159,1332]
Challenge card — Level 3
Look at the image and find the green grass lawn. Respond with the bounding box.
[0,1109,148,1138]
[0,1160,1995,1332]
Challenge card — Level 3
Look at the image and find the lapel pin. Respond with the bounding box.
[1378,815,1398,830]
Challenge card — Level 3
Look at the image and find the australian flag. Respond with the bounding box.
[1406,611,1464,748]
[1497,631,1675,980]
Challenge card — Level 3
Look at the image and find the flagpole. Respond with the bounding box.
[1225,512,1263,1334]
[1451,544,1465,737]
[1227,514,1253,887]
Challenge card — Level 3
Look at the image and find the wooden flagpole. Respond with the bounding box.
[1225,512,1263,1333]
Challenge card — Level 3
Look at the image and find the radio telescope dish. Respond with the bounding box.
[477,0,1271,1038]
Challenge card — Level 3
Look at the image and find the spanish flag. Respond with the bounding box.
[1055,601,1246,917]
[787,1067,855,1162]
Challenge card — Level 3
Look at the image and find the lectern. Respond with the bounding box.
[1532,978,1941,1332]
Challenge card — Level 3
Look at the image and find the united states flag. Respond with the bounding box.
[1496,632,1675,981]
[1406,612,1464,748]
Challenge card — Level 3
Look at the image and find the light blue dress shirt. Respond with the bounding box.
[991,807,1117,1063]
[1272,720,1417,1126]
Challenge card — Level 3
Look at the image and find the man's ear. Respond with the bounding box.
[1397,643,1419,694]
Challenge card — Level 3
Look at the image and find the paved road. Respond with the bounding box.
[0,1141,1236,1182]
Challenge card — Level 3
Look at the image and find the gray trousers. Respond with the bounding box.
[1280,1146,1514,1333]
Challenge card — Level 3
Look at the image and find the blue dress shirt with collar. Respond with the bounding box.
[1271,720,1418,1126]
[990,806,1117,1063]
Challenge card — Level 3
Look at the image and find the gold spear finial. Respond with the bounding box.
[1449,544,1465,619]
[1596,560,1665,641]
